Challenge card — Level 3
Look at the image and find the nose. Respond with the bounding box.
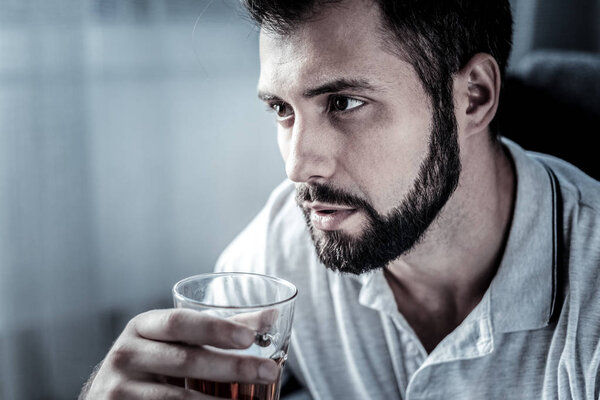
[282,116,337,184]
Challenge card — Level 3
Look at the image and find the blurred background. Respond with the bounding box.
[0,0,598,398]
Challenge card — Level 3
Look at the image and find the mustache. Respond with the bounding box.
[295,183,372,211]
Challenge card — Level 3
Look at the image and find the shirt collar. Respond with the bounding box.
[490,138,557,333]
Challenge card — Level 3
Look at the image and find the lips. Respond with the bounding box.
[306,203,358,231]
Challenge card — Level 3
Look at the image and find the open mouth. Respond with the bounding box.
[309,206,358,231]
[313,208,355,217]
[308,202,355,214]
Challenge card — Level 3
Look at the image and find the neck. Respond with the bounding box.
[385,134,515,352]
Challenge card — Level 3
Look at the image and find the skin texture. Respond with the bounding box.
[258,0,515,353]
[81,0,516,397]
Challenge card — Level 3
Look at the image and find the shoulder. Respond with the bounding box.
[505,141,600,277]
[532,151,600,212]
[535,153,600,264]
[215,180,313,277]
[528,151,600,254]
[534,152,600,283]
[534,153,600,344]
[526,153,600,392]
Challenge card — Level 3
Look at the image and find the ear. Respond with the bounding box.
[454,53,501,138]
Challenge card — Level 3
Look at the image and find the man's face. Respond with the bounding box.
[257,0,460,274]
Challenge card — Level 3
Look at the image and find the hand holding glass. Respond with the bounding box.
[173,272,297,400]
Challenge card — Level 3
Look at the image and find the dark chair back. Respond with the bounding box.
[499,51,600,180]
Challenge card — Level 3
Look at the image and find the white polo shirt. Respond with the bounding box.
[216,139,600,399]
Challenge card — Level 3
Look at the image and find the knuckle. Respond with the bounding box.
[163,310,185,336]
[107,343,133,370]
[170,346,195,371]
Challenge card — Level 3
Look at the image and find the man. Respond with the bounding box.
[81,0,600,399]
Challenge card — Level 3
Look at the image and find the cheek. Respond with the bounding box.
[343,107,431,212]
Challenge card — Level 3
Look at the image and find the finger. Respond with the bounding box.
[115,338,280,384]
[133,309,255,349]
[230,308,279,332]
[103,381,220,400]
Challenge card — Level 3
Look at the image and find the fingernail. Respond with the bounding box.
[232,328,254,347]
[258,361,278,382]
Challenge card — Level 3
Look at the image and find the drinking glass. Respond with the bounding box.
[173,272,297,400]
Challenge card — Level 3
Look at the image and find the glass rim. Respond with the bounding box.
[172,272,298,310]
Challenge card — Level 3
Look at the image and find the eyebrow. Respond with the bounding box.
[257,78,378,102]
[302,78,378,97]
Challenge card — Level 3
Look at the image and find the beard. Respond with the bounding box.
[295,104,461,275]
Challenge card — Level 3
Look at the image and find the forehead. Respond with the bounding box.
[257,0,417,96]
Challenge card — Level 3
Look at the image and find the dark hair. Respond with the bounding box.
[242,0,513,136]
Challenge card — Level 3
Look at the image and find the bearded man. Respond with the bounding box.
[81,1,600,399]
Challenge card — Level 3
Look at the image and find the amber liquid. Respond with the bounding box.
[186,357,284,400]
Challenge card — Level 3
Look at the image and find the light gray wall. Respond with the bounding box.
[0,1,283,398]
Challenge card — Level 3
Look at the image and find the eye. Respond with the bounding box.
[329,95,365,112]
[269,102,294,119]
